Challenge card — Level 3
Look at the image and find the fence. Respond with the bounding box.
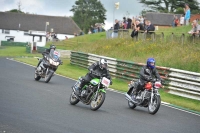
[1,41,28,47]
[70,51,200,101]
[106,29,200,45]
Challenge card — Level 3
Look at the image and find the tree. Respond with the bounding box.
[70,0,106,33]
[138,0,200,14]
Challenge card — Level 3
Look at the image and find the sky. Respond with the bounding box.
[1,0,200,30]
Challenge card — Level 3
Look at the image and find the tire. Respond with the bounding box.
[34,70,41,81]
[44,71,53,83]
[148,95,161,115]
[128,101,137,109]
[69,92,80,105]
[90,92,106,111]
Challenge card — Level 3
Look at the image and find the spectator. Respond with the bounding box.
[74,32,77,37]
[88,29,92,34]
[144,20,155,33]
[184,3,190,25]
[131,20,144,38]
[174,16,179,27]
[180,14,185,26]
[188,20,200,37]
[123,17,127,29]
[90,25,94,33]
[65,36,68,40]
[127,18,132,29]
[112,19,120,38]
[131,16,136,29]
[79,30,84,36]
[172,15,176,27]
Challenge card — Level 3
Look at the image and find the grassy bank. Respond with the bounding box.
[47,26,200,73]
[14,57,200,112]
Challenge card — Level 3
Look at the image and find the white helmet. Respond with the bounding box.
[99,58,108,69]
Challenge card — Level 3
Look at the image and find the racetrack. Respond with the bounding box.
[0,58,199,133]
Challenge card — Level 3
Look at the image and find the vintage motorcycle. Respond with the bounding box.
[69,71,111,111]
[125,79,163,115]
[34,49,62,83]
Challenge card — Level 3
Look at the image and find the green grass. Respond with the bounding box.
[0,46,41,57]
[14,57,200,112]
[46,26,200,73]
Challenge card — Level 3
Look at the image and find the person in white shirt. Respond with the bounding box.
[180,14,184,26]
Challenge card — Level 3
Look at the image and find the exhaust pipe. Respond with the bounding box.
[125,96,138,104]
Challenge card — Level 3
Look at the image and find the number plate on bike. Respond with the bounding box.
[101,77,110,87]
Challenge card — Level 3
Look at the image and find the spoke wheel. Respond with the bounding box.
[69,92,79,105]
[148,95,161,115]
[90,92,106,111]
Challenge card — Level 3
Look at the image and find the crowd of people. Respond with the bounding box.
[111,15,155,38]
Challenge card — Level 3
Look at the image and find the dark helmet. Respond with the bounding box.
[99,58,108,69]
[50,44,56,50]
[147,58,155,69]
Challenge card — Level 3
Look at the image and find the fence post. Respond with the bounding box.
[161,32,164,42]
[181,33,185,45]
[171,32,174,43]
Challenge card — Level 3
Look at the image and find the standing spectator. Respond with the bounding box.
[172,15,176,27]
[184,3,190,25]
[180,14,185,26]
[112,19,120,38]
[131,20,144,38]
[131,16,136,29]
[65,36,68,40]
[174,16,179,27]
[90,25,94,33]
[127,18,132,29]
[123,17,127,29]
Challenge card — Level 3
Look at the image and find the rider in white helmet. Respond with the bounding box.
[74,58,112,95]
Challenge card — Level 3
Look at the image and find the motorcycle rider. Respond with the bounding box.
[74,58,112,96]
[125,58,162,100]
[37,44,61,72]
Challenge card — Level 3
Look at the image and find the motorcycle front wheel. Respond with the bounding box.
[90,92,106,111]
[44,70,53,83]
[69,92,80,105]
[128,101,137,109]
[148,95,161,115]
[34,69,41,81]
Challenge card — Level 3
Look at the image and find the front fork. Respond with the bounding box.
[150,89,159,104]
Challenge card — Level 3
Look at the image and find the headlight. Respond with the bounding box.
[49,59,59,66]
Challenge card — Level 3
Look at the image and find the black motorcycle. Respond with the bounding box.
[34,49,62,83]
[125,79,163,115]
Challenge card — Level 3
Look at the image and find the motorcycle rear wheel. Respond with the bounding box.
[148,95,161,115]
[69,92,80,105]
[90,92,106,111]
[34,70,41,81]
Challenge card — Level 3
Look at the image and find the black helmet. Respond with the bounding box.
[50,44,56,50]
[99,58,108,69]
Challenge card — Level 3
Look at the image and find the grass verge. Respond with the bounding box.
[15,57,200,112]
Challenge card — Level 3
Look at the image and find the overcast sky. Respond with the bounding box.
[1,0,200,30]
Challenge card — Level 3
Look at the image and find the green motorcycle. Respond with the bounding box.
[70,73,111,111]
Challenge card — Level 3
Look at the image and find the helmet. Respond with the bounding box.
[50,44,56,50]
[99,58,108,69]
[147,58,155,69]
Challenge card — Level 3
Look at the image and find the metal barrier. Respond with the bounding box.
[70,51,200,101]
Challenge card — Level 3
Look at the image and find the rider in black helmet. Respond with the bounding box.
[74,58,112,95]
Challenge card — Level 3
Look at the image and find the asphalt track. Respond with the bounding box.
[0,58,200,133]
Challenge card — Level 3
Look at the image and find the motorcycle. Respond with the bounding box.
[125,79,163,115]
[34,49,62,83]
[69,71,111,111]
